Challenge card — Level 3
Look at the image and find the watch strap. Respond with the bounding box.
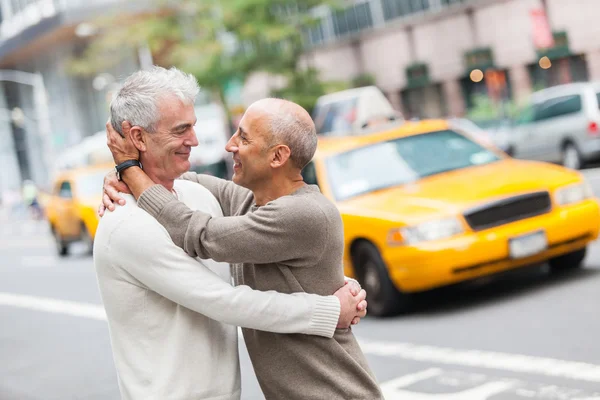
[115,159,142,181]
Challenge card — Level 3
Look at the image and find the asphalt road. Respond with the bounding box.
[3,170,600,399]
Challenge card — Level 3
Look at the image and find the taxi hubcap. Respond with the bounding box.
[364,261,381,295]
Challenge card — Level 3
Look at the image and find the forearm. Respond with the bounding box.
[121,166,156,200]
[138,185,326,264]
[188,285,341,338]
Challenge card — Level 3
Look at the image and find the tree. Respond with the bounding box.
[69,0,336,121]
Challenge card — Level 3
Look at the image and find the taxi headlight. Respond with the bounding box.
[389,217,464,246]
[555,182,593,206]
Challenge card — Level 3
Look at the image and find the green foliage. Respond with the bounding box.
[351,73,376,88]
[467,93,523,122]
[272,68,326,114]
[68,0,337,114]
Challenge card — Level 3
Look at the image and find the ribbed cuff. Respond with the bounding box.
[137,185,175,218]
[307,295,340,338]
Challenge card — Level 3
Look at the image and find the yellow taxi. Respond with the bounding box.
[45,164,112,256]
[303,120,600,316]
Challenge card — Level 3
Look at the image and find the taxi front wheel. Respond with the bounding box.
[549,248,586,273]
[353,242,410,317]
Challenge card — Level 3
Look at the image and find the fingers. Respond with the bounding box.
[103,174,126,206]
[351,317,360,325]
[98,203,106,217]
[103,191,116,212]
[356,300,367,318]
[356,289,367,303]
[344,278,362,296]
[106,185,126,205]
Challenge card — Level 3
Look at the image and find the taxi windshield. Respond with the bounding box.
[325,129,501,201]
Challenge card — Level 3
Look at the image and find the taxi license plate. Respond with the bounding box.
[509,230,547,259]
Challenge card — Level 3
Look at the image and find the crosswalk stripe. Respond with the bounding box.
[0,292,106,321]
[357,338,600,384]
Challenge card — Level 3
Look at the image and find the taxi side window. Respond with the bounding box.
[58,181,73,199]
[302,161,319,188]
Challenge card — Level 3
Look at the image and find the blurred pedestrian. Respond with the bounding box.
[22,180,42,219]
[102,85,383,399]
[94,66,368,400]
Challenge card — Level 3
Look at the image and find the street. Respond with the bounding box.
[3,171,600,399]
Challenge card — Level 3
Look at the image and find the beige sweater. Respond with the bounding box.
[138,174,383,400]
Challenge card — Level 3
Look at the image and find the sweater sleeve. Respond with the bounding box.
[108,215,340,338]
[179,173,250,217]
[138,184,328,265]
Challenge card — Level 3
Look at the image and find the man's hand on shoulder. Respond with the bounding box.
[334,282,367,328]
[98,170,130,217]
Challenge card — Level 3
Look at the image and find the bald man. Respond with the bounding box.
[103,97,384,399]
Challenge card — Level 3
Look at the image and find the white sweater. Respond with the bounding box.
[93,180,341,400]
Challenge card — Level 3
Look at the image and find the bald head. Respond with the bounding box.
[248,98,317,170]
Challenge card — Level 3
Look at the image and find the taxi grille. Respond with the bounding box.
[463,191,552,231]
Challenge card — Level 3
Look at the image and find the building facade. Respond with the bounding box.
[0,0,146,194]
[1,0,599,196]
[243,0,600,123]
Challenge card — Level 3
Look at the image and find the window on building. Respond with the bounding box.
[528,55,589,90]
[305,20,325,46]
[332,2,373,37]
[440,0,465,6]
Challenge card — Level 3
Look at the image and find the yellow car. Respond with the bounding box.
[304,120,600,316]
[45,164,112,256]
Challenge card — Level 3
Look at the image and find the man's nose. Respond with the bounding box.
[225,135,238,152]
[185,128,199,147]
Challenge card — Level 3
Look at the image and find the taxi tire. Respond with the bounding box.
[353,242,409,317]
[549,248,586,272]
[51,226,69,257]
[80,223,94,255]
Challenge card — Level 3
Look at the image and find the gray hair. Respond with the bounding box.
[110,66,199,135]
[261,100,317,170]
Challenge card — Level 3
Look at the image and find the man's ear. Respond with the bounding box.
[270,145,292,169]
[122,121,147,152]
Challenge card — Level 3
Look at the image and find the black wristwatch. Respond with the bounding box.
[115,160,143,181]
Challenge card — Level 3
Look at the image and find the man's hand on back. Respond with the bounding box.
[334,283,367,328]
[98,170,131,217]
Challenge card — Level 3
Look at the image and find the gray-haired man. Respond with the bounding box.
[94,66,368,400]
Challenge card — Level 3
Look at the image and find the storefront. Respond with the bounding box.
[527,31,589,90]
[460,47,512,119]
[400,63,447,119]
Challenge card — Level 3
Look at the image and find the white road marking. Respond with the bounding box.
[358,338,600,384]
[382,367,442,388]
[381,368,517,399]
[381,369,600,399]
[0,292,106,321]
[2,292,600,385]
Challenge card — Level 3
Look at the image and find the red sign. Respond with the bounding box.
[530,8,554,49]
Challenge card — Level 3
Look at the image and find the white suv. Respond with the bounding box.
[511,82,600,170]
